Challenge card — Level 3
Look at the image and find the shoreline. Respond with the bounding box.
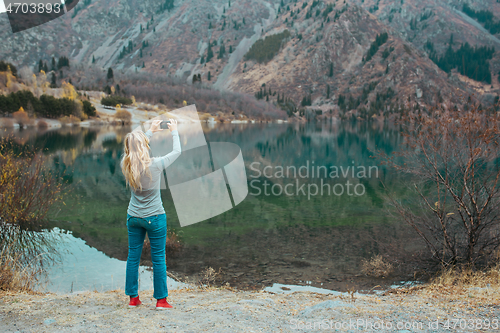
[1,281,498,333]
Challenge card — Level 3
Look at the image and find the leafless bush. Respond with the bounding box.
[377,101,500,269]
[37,120,48,129]
[361,255,394,277]
[12,109,32,128]
[115,109,132,124]
[199,267,222,289]
[0,138,65,290]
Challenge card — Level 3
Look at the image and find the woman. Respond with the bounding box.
[120,118,181,310]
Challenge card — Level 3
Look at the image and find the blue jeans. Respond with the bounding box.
[125,213,168,300]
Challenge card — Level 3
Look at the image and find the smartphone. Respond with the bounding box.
[160,120,171,129]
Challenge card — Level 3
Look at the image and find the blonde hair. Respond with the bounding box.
[120,131,152,191]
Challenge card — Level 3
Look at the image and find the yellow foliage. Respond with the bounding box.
[5,66,13,88]
[183,100,187,106]
[61,81,78,100]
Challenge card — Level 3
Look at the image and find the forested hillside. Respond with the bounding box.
[0,0,499,120]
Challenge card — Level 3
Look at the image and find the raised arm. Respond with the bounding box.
[154,130,181,170]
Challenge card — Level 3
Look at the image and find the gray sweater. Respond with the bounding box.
[127,129,181,218]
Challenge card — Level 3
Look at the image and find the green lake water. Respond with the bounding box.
[3,120,425,293]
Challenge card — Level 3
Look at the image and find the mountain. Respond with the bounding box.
[1,0,499,117]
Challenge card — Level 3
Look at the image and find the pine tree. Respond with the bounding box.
[92,55,95,63]
[38,59,43,72]
[50,72,57,88]
[51,57,56,71]
[206,42,214,62]
[218,44,226,59]
[207,71,211,81]
[329,62,333,77]
[107,67,114,80]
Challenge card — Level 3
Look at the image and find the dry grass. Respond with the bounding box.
[199,267,223,289]
[0,240,39,292]
[59,115,81,126]
[198,112,214,121]
[384,259,500,309]
[429,262,500,289]
[360,254,394,278]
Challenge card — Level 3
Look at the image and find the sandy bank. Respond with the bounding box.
[1,283,499,333]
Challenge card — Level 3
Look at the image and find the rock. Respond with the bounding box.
[416,87,423,99]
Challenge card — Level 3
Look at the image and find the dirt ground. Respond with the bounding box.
[1,283,499,333]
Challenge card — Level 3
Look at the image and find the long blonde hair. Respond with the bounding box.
[120,131,152,191]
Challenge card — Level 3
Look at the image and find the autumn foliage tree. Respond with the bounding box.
[378,101,500,269]
[115,106,132,125]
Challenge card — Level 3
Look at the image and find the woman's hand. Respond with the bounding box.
[167,119,178,132]
[150,119,163,133]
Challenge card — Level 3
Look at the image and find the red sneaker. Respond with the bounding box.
[128,296,141,308]
[156,298,173,310]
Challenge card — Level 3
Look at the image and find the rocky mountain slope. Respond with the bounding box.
[1,0,499,116]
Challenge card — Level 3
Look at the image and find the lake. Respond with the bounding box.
[2,120,425,293]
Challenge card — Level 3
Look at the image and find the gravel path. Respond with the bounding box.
[1,284,499,332]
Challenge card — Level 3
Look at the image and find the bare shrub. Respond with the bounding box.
[361,254,394,277]
[12,109,31,128]
[37,120,48,129]
[199,267,222,289]
[115,109,132,125]
[0,138,65,290]
[59,116,71,126]
[59,115,80,126]
[377,101,500,269]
